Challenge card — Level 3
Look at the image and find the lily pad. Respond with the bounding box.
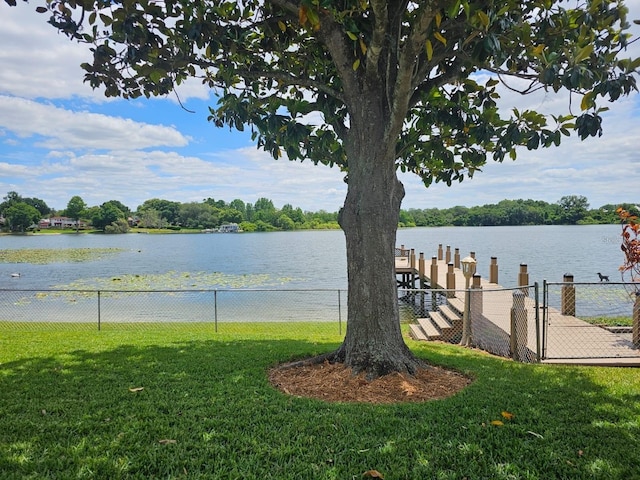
[0,248,124,264]
[48,271,299,299]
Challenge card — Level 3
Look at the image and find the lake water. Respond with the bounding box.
[0,224,626,291]
[0,225,630,323]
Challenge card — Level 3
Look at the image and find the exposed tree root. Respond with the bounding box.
[274,347,429,381]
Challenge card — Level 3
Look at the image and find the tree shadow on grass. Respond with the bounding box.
[0,337,639,479]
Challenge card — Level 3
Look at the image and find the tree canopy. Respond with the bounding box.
[4,202,41,232]
[8,0,639,377]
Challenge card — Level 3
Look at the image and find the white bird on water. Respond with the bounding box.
[10,273,20,277]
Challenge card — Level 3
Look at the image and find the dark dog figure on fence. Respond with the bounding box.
[597,272,610,282]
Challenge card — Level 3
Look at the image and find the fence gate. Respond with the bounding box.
[542,280,640,361]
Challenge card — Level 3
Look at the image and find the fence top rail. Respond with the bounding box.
[0,288,348,294]
[543,280,640,287]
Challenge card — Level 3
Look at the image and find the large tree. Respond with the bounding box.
[9,0,638,377]
[4,202,41,232]
[65,195,87,232]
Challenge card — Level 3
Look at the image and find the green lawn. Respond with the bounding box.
[1,323,639,479]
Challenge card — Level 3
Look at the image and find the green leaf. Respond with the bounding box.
[447,0,462,18]
[575,44,594,63]
[486,78,499,88]
[99,14,112,26]
[150,70,164,83]
[352,58,360,70]
[346,31,358,41]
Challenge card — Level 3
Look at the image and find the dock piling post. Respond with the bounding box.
[518,264,529,296]
[410,249,416,289]
[510,290,528,361]
[489,257,498,284]
[438,244,443,261]
[418,253,426,312]
[561,274,575,316]
[430,256,438,288]
[418,253,425,286]
[431,257,439,310]
[454,248,460,268]
[445,245,451,264]
[470,274,483,316]
[446,263,455,298]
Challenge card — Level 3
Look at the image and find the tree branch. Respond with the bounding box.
[387,3,442,143]
[367,0,389,80]
[201,62,347,104]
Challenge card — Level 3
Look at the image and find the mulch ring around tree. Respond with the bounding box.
[268,361,473,404]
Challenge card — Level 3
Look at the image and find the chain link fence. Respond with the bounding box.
[0,288,347,335]
[403,281,640,363]
[5,282,639,363]
[542,281,640,361]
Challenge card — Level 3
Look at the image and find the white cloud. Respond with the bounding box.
[0,5,213,103]
[0,96,189,150]
[0,5,99,100]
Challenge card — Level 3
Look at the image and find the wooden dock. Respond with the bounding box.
[395,247,640,366]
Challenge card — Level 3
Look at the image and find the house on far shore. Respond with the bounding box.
[39,217,87,229]
[218,223,241,233]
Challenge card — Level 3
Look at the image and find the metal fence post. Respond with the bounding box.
[97,290,101,331]
[542,280,548,359]
[633,292,640,348]
[338,289,342,336]
[214,290,218,333]
[534,282,540,362]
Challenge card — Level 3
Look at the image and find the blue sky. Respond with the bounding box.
[1,3,640,213]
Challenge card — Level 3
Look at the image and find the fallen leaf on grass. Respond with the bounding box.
[527,431,544,439]
[501,411,515,420]
[129,387,144,393]
[363,470,384,478]
[490,420,504,426]
[158,439,177,445]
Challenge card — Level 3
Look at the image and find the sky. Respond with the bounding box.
[1,3,640,213]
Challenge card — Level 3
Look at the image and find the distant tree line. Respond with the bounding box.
[400,196,639,227]
[0,191,636,233]
[0,191,339,232]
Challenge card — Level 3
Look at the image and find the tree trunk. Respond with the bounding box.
[331,129,424,379]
